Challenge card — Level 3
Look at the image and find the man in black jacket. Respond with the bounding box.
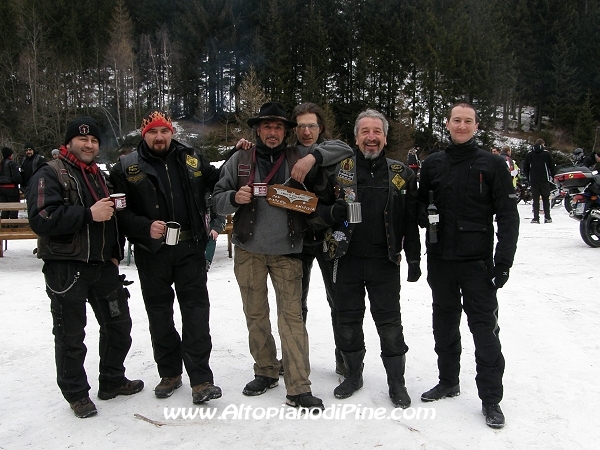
[316,109,421,409]
[522,139,557,223]
[0,147,23,219]
[418,102,519,429]
[110,110,222,405]
[20,142,45,194]
[27,117,143,419]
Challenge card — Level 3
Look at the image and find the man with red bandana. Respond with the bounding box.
[27,116,143,419]
[110,110,222,405]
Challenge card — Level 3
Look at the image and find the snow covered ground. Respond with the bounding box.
[0,201,597,450]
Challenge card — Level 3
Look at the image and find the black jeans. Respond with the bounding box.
[332,254,408,357]
[135,241,213,386]
[44,261,132,403]
[426,257,505,404]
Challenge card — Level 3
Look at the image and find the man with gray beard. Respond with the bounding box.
[314,109,421,408]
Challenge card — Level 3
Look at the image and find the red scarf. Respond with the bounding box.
[58,145,109,201]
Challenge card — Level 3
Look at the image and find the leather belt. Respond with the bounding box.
[179,230,194,242]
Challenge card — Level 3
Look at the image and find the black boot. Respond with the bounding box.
[333,349,365,399]
[335,348,347,377]
[381,354,411,409]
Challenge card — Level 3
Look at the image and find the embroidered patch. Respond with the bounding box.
[392,174,405,190]
[332,230,347,242]
[340,158,354,171]
[186,154,199,170]
[390,164,404,173]
[79,124,90,135]
[126,174,145,184]
[337,170,354,184]
[238,164,251,177]
[126,164,140,175]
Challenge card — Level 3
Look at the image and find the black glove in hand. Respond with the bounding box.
[492,263,509,288]
[331,199,348,223]
[119,274,134,286]
[407,261,421,282]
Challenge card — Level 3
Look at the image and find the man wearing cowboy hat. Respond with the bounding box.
[213,101,352,411]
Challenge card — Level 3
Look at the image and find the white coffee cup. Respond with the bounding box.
[165,221,181,245]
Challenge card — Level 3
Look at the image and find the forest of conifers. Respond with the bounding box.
[1,0,599,158]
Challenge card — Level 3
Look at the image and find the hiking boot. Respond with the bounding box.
[545,218,552,223]
[154,375,183,398]
[530,218,540,224]
[192,382,222,404]
[285,392,324,411]
[97,378,144,400]
[482,402,505,428]
[242,375,278,396]
[420,383,460,402]
[333,349,365,399]
[335,348,347,377]
[70,397,97,418]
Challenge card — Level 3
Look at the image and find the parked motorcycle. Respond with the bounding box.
[554,167,600,247]
[554,166,594,213]
[515,175,532,204]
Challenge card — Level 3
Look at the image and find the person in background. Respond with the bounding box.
[110,110,222,405]
[51,148,60,159]
[491,147,501,155]
[204,194,226,271]
[0,147,23,219]
[582,150,600,170]
[20,142,46,194]
[27,116,143,419]
[418,102,519,429]
[522,139,557,224]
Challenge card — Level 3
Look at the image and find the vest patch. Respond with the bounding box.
[126,174,145,184]
[391,174,405,190]
[126,164,140,175]
[390,163,404,173]
[340,158,354,171]
[337,170,354,184]
[186,155,199,170]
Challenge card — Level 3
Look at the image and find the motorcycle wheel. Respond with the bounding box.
[564,194,572,213]
[579,212,600,248]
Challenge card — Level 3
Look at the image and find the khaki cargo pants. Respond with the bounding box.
[234,247,311,396]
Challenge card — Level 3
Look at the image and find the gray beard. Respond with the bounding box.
[361,149,382,160]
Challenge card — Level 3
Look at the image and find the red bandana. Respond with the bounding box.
[58,145,109,201]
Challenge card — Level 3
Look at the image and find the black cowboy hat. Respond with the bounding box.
[247,102,297,128]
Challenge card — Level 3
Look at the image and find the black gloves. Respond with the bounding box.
[492,263,510,288]
[119,274,134,286]
[407,260,421,282]
[331,199,348,223]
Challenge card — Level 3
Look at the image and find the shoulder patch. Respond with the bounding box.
[390,163,404,173]
[126,164,140,176]
[238,164,251,177]
[185,155,199,170]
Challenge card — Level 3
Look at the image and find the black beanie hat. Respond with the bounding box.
[1,147,13,158]
[64,116,101,145]
[24,142,35,152]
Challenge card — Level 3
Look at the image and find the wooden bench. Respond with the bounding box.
[0,202,37,257]
[219,214,234,258]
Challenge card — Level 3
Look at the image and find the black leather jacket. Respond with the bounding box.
[319,150,421,265]
[418,139,519,266]
[110,139,219,254]
[28,159,121,262]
